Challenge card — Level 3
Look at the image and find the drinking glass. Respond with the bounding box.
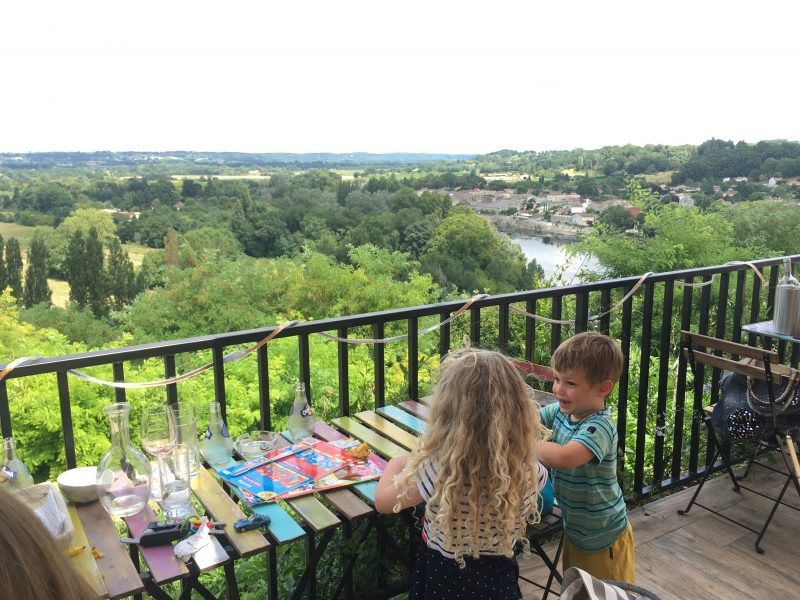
[168,403,201,478]
[141,406,175,502]
[160,442,192,519]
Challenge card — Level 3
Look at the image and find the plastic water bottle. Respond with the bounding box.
[288,382,315,441]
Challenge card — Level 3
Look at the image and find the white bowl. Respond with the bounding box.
[57,466,99,503]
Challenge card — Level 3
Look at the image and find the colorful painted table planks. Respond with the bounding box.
[329,416,408,459]
[397,400,429,420]
[74,499,145,599]
[124,506,189,585]
[311,423,383,508]
[210,456,306,545]
[354,410,419,451]
[190,465,270,558]
[376,405,426,436]
[67,503,110,599]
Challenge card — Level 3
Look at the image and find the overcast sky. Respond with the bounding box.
[1,0,798,155]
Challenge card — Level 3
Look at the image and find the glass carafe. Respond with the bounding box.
[0,436,34,490]
[96,403,151,517]
[202,402,234,468]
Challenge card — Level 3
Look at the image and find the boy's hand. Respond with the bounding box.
[540,440,594,469]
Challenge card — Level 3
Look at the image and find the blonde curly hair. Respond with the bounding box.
[393,347,546,564]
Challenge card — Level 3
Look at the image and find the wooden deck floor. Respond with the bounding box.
[519,460,800,599]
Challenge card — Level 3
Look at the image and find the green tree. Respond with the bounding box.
[164,229,179,266]
[181,227,242,265]
[599,205,635,231]
[106,237,137,310]
[22,237,51,308]
[575,204,758,277]
[421,209,528,293]
[65,230,89,309]
[5,238,23,302]
[85,227,107,317]
[0,233,6,292]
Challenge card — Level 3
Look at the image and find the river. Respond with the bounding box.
[510,235,597,283]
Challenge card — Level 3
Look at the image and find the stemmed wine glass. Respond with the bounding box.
[141,406,176,502]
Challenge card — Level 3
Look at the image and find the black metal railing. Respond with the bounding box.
[1,255,796,502]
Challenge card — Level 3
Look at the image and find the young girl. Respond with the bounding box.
[375,347,548,599]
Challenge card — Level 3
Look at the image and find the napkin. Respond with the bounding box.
[174,516,210,562]
[13,482,74,547]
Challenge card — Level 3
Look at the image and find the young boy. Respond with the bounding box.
[539,331,635,583]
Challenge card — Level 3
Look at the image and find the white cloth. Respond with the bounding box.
[174,516,210,562]
[13,482,74,547]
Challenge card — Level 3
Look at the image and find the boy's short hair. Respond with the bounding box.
[551,331,624,385]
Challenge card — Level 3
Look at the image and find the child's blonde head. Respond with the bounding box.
[551,331,624,386]
[394,347,545,563]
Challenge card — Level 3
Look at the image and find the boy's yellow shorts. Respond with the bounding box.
[562,523,635,583]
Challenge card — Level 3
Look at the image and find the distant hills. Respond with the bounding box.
[0,151,475,170]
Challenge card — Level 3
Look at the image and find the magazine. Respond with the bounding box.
[225,438,386,505]
[218,439,358,501]
[274,453,385,501]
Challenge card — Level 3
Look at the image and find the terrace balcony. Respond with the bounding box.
[1,255,799,599]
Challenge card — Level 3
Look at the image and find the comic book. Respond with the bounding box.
[225,438,386,505]
[273,452,386,501]
[218,438,359,503]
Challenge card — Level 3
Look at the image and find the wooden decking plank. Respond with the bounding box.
[67,503,110,599]
[251,502,306,543]
[124,506,188,585]
[191,534,231,574]
[190,465,270,558]
[320,488,374,521]
[330,416,408,459]
[75,500,145,599]
[376,405,426,435]
[417,395,432,405]
[354,410,419,451]
[286,495,341,533]
[314,421,346,440]
[351,480,378,504]
[397,400,429,420]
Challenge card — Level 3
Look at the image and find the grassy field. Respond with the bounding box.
[641,171,675,185]
[48,278,69,307]
[0,222,37,248]
[0,222,150,307]
[0,222,149,266]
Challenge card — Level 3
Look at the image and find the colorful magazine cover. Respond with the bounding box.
[273,453,385,501]
[218,439,359,502]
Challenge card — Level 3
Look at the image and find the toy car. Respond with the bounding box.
[234,514,271,532]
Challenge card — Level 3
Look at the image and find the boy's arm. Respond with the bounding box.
[375,454,423,513]
[540,440,594,469]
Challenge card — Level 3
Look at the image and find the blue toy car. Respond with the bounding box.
[234,514,271,532]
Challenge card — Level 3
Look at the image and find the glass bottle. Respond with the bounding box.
[202,402,234,467]
[288,382,316,441]
[0,436,34,490]
[774,257,800,335]
[96,403,151,517]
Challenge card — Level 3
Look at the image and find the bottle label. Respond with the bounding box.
[204,426,213,441]
[301,404,313,418]
[221,423,231,439]
[0,465,17,481]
